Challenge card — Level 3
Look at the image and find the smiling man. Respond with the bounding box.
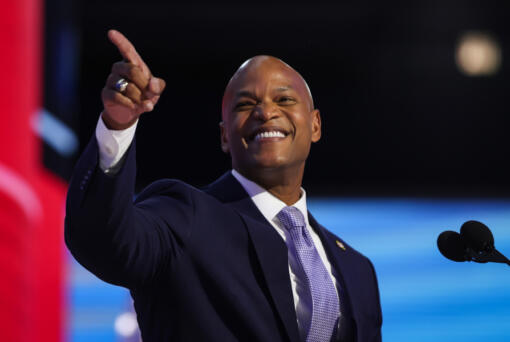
[220,56,321,207]
[65,30,382,342]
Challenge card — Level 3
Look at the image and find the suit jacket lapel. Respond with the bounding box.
[307,213,354,296]
[204,172,301,342]
[308,213,359,321]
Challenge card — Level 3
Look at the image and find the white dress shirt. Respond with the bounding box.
[94,115,340,339]
[95,114,138,173]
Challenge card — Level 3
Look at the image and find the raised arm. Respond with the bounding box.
[64,31,191,290]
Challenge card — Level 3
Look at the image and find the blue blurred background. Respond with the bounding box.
[68,198,510,341]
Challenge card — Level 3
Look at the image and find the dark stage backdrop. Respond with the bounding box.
[64,0,510,195]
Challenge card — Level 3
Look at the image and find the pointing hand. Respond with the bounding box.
[101,30,166,130]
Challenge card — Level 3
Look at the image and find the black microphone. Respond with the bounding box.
[437,231,468,262]
[437,220,510,266]
[460,220,494,254]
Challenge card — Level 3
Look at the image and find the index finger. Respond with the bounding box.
[108,29,150,78]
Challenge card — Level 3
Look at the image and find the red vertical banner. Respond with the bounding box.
[0,0,65,341]
[31,170,67,342]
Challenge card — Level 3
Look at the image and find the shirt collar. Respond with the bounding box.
[231,169,309,226]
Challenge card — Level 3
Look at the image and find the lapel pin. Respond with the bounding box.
[336,240,346,251]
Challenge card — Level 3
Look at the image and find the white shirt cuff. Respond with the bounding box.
[95,114,138,173]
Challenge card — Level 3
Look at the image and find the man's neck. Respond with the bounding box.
[234,165,305,205]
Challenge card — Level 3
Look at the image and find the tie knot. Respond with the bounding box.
[277,206,306,231]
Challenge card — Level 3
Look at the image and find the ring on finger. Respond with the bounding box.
[115,78,129,93]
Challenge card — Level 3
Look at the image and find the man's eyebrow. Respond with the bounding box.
[234,90,256,99]
[234,86,294,99]
[275,86,293,92]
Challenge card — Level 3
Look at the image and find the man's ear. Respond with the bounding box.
[311,109,322,143]
[219,121,230,153]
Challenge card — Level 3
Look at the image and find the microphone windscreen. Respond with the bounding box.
[460,220,494,252]
[437,231,468,262]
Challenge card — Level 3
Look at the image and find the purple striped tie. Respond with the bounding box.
[277,206,339,342]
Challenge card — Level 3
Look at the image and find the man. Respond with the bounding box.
[65,30,382,341]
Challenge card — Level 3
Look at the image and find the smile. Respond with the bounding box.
[246,126,290,144]
[254,131,287,141]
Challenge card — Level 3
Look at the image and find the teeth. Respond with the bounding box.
[255,131,286,141]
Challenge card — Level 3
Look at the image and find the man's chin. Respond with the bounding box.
[248,157,289,171]
[233,151,301,172]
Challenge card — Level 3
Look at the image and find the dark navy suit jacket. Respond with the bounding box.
[65,137,382,342]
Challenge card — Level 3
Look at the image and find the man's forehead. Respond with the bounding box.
[222,55,314,114]
[231,56,299,84]
[233,77,299,95]
[227,56,309,95]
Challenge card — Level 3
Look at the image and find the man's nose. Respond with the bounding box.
[253,102,279,121]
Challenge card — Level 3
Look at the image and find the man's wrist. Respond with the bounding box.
[101,110,138,130]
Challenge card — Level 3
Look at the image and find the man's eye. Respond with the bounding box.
[235,102,254,109]
[278,97,296,104]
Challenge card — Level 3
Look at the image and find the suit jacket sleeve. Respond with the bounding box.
[65,136,195,289]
